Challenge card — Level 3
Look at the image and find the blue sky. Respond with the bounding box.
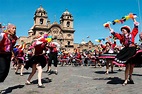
[0,0,142,45]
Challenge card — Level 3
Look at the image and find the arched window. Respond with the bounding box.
[66,21,70,27]
[67,41,70,45]
[40,18,43,25]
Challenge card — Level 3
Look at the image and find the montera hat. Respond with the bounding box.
[121,25,131,33]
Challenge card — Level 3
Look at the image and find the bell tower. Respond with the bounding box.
[34,5,48,26]
[60,9,74,29]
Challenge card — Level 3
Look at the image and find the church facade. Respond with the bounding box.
[17,6,75,52]
[17,6,96,53]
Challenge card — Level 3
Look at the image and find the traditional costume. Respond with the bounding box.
[0,28,17,82]
[111,23,138,64]
[48,42,58,67]
[24,40,47,70]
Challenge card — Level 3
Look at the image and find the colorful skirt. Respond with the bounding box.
[99,53,116,59]
[127,49,142,64]
[114,47,136,64]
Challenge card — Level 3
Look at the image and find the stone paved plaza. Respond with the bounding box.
[0,65,142,94]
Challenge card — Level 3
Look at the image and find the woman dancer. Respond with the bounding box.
[107,18,139,86]
[100,41,116,74]
[46,39,59,74]
[0,23,17,82]
[25,36,47,88]
[15,44,25,76]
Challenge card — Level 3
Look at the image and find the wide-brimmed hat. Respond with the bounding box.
[105,41,111,46]
[121,25,131,33]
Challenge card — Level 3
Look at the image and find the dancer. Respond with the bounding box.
[93,46,102,68]
[12,45,19,69]
[138,32,142,48]
[15,44,25,76]
[133,32,142,67]
[25,36,47,88]
[0,23,17,82]
[46,39,59,75]
[100,41,116,74]
[107,18,139,86]
[72,48,82,66]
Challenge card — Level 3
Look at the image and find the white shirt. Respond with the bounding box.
[0,32,5,41]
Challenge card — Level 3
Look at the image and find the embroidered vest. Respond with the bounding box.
[0,33,12,52]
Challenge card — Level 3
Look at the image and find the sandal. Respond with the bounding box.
[25,81,31,85]
[122,82,127,86]
[45,69,51,73]
[38,84,45,88]
[55,71,58,75]
[105,72,109,75]
[25,82,31,85]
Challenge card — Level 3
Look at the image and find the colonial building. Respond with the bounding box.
[74,40,98,52]
[17,6,75,52]
[17,6,97,53]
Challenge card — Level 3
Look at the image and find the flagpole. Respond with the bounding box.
[138,0,142,32]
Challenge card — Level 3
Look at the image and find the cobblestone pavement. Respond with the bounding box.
[0,65,142,94]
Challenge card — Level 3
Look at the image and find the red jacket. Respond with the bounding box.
[111,26,138,46]
[34,43,46,55]
[49,42,58,53]
[17,49,24,57]
[0,33,17,52]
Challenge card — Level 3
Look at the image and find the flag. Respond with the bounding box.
[87,36,90,38]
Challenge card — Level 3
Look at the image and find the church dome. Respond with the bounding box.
[34,5,47,16]
[36,6,46,13]
[81,39,86,44]
[62,9,72,16]
[60,9,73,20]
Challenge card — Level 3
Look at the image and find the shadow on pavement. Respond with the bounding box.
[93,77,123,84]
[31,77,52,85]
[94,71,117,74]
[94,71,106,74]
[43,70,58,75]
[1,84,24,94]
[132,73,142,76]
[106,77,123,84]
[23,72,31,75]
